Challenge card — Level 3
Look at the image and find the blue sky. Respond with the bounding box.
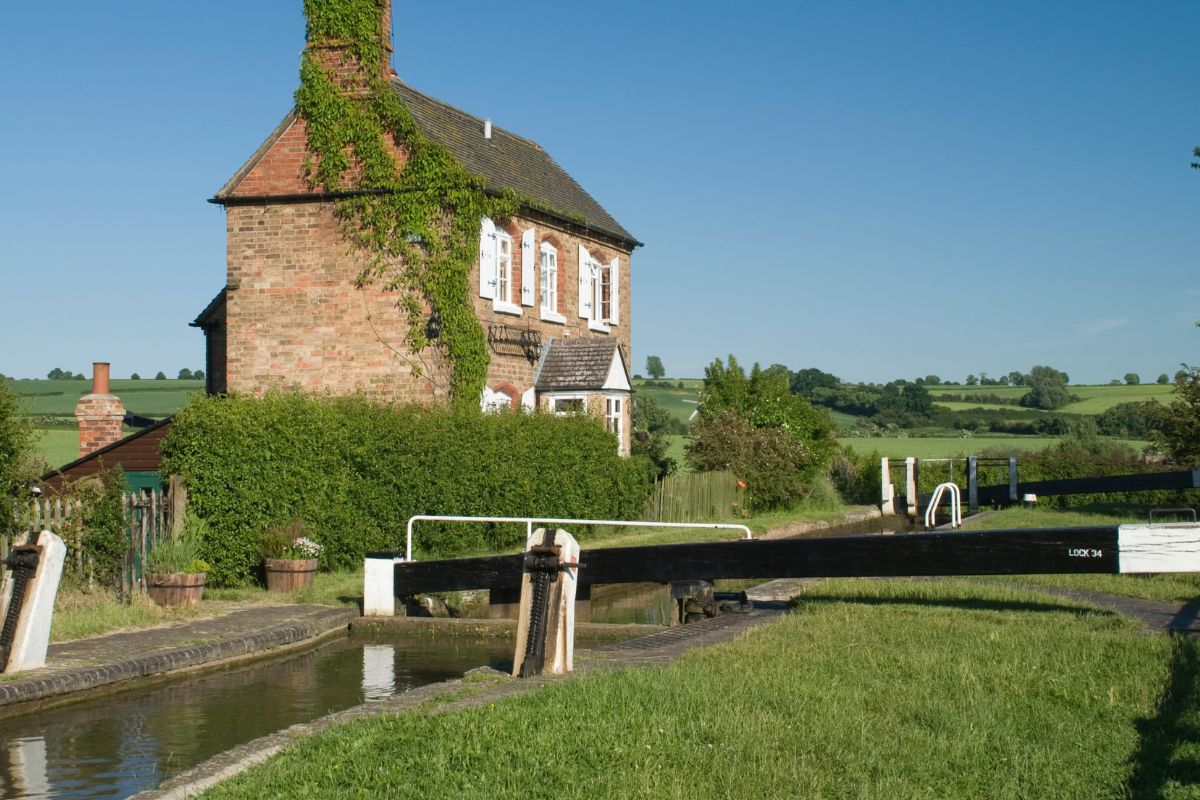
[0,1,1196,384]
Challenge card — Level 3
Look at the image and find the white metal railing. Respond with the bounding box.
[402,515,754,562]
[925,483,962,529]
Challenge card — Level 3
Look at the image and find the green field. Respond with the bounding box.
[838,435,1148,459]
[35,429,81,468]
[10,378,204,418]
[927,383,1175,415]
[632,380,700,427]
[7,378,204,469]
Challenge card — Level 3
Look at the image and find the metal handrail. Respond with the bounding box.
[402,515,753,562]
[925,483,962,529]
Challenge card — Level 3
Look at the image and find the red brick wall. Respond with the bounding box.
[222,124,633,448]
[76,394,125,458]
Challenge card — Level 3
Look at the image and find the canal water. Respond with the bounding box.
[0,634,513,800]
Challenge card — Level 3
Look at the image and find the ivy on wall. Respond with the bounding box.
[295,0,519,406]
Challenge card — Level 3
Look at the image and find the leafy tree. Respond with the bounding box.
[644,355,665,380]
[155,371,167,380]
[178,368,194,380]
[195,369,206,380]
[1124,372,1140,385]
[1097,402,1154,438]
[630,395,679,479]
[0,381,37,537]
[1019,365,1074,410]
[130,372,141,380]
[47,367,65,379]
[965,374,978,386]
[1148,363,1200,465]
[1007,370,1026,387]
[789,367,841,398]
[922,375,941,385]
[1158,373,1171,385]
[762,363,791,383]
[687,355,836,510]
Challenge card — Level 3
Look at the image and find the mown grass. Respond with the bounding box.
[201,578,1182,800]
[965,506,1200,605]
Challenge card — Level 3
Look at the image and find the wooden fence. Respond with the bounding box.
[4,490,177,598]
[643,470,742,522]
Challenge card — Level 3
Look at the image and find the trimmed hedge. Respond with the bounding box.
[161,394,654,586]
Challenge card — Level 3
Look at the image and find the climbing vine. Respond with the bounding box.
[295,0,518,405]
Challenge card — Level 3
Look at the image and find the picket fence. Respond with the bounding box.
[643,470,743,522]
[4,490,176,598]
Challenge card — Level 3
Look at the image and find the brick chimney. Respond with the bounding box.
[75,362,126,458]
[306,0,396,97]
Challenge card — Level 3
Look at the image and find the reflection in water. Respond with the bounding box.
[0,634,511,800]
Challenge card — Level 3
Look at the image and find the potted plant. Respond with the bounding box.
[146,515,211,608]
[260,519,322,592]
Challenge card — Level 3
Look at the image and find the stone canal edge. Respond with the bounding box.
[0,605,358,713]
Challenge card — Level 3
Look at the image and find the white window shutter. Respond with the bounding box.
[578,245,592,318]
[608,256,620,324]
[520,228,535,306]
[479,217,496,300]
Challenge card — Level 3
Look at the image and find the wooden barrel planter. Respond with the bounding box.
[147,572,206,608]
[264,558,318,592]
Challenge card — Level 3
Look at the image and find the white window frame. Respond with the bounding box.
[586,259,610,333]
[539,242,564,323]
[605,395,624,452]
[548,394,587,415]
[492,230,521,316]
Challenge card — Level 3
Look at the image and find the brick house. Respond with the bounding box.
[193,1,641,453]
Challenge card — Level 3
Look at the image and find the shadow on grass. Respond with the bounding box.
[793,593,1124,621]
[1127,636,1200,799]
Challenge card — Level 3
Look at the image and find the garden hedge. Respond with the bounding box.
[161,393,654,586]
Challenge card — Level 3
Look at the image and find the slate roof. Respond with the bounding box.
[190,287,227,328]
[534,338,629,392]
[213,81,639,248]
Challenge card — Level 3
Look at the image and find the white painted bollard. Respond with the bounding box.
[880,457,895,515]
[0,530,67,673]
[363,556,402,617]
[513,528,580,677]
[905,457,918,517]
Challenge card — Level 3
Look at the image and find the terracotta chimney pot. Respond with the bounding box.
[92,362,111,395]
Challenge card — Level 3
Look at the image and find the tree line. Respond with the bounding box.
[42,367,205,381]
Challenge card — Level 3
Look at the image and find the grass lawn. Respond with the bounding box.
[965,506,1200,605]
[201,578,1185,800]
